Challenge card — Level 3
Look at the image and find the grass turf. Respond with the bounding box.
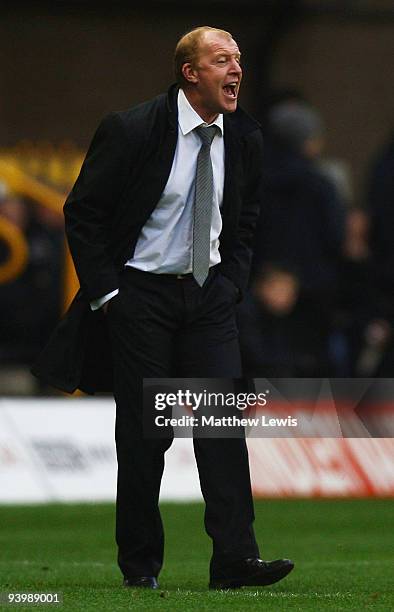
[0,499,393,610]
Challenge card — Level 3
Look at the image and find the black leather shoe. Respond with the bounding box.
[123,576,159,589]
[209,557,294,589]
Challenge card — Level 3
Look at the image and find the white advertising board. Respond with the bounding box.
[0,398,201,503]
[0,399,393,503]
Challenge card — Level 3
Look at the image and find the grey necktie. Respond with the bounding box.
[193,125,218,286]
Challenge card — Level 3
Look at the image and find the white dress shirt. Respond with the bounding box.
[91,88,225,310]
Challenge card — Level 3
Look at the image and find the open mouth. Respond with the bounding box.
[223,83,238,98]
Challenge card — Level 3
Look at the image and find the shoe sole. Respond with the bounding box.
[209,562,294,590]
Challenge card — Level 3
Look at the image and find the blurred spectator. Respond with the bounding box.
[364,133,394,374]
[0,190,64,365]
[253,101,345,290]
[335,209,378,375]
[238,263,330,376]
[250,101,347,375]
[368,132,394,294]
[259,87,307,134]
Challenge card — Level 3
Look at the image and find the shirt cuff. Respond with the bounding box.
[90,289,119,311]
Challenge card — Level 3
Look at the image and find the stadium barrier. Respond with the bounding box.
[0,398,393,503]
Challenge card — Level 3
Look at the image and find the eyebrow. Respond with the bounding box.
[214,50,241,58]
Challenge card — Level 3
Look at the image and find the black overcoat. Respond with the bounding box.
[32,85,263,393]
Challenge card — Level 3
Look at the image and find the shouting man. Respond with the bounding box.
[33,26,294,590]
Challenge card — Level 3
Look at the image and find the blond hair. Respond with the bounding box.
[174,26,233,87]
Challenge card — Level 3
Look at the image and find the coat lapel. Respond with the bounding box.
[222,115,241,223]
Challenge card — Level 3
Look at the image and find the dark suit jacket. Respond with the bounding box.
[32,84,263,393]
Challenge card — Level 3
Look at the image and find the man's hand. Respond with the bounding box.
[102,301,110,315]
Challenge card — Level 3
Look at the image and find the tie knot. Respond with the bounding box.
[195,125,217,147]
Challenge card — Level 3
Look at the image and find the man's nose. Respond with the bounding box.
[229,59,242,75]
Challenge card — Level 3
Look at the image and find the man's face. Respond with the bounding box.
[184,32,242,122]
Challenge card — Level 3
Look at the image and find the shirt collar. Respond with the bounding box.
[178,88,223,136]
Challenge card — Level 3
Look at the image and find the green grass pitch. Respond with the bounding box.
[0,499,393,610]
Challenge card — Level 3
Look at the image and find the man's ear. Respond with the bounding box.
[182,63,198,84]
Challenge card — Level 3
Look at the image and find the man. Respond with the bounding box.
[237,263,302,377]
[33,26,294,590]
[252,101,346,376]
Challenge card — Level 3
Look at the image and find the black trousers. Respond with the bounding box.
[107,265,259,579]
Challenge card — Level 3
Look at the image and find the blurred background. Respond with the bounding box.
[1,0,394,392]
[0,1,394,505]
